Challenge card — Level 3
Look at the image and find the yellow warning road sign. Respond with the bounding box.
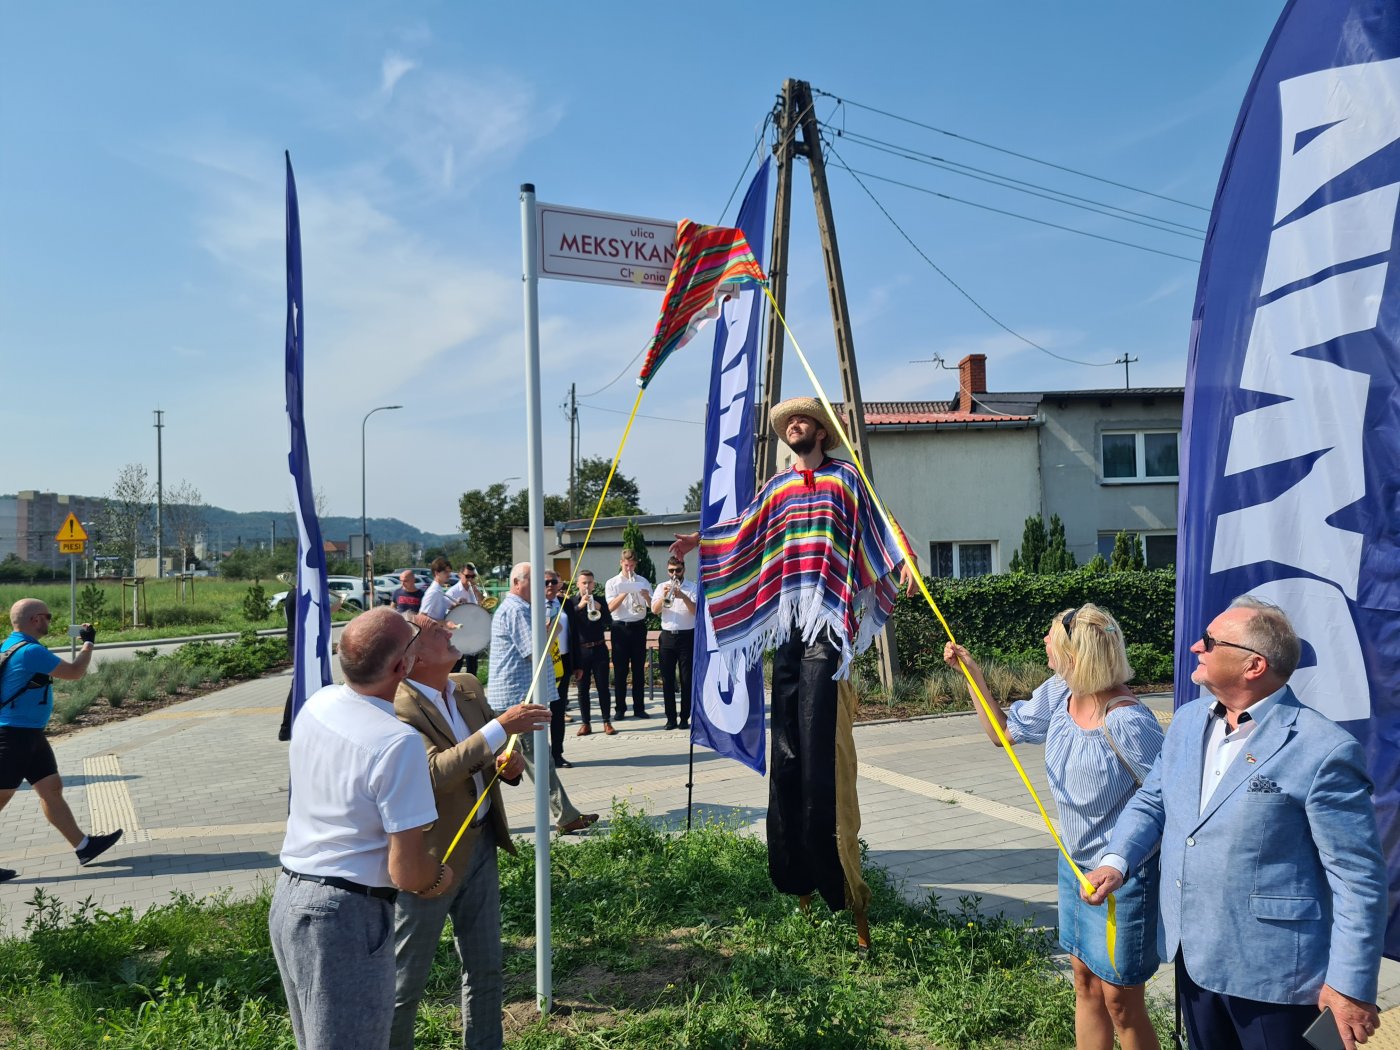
[55,514,88,543]
[59,540,85,554]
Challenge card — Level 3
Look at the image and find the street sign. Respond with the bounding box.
[59,540,86,554]
[536,202,676,290]
[55,514,88,543]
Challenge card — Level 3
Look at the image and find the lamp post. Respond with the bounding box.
[362,405,402,601]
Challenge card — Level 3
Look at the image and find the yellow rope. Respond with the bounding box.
[759,286,1112,935]
[443,387,648,864]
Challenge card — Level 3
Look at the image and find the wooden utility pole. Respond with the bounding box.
[759,77,900,687]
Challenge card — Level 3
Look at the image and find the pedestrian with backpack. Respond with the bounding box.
[0,598,123,882]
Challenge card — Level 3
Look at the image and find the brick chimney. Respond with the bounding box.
[958,353,987,413]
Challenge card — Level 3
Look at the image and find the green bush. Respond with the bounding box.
[173,632,288,680]
[149,605,223,629]
[872,567,1175,679]
[241,583,271,622]
[76,582,109,623]
[1127,643,1174,684]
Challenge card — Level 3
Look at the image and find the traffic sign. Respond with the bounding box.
[55,514,89,543]
[59,540,85,555]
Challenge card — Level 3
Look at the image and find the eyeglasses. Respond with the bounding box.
[1060,608,1077,638]
[398,622,422,669]
[1200,630,1263,658]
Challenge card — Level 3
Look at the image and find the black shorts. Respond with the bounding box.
[0,726,59,790]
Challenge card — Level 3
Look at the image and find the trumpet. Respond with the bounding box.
[585,595,602,621]
[628,589,647,616]
[662,581,676,609]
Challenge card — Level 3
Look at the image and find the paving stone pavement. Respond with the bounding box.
[3,671,1399,1031]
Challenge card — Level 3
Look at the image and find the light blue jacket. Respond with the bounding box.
[1107,687,1386,1005]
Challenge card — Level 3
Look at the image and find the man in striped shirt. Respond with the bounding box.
[672,397,915,951]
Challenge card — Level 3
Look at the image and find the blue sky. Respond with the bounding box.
[0,2,1283,535]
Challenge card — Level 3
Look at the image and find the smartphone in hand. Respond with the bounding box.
[1303,1008,1346,1050]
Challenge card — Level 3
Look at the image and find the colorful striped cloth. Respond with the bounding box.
[636,219,766,389]
[699,459,908,680]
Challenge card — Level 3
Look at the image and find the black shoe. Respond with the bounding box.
[678,720,690,729]
[277,725,292,742]
[664,722,677,730]
[0,868,17,883]
[615,710,626,720]
[555,757,574,769]
[76,829,123,866]
[635,710,650,718]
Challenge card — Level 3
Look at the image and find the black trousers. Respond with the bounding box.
[551,654,571,762]
[658,629,694,726]
[768,632,844,912]
[1176,953,1319,1050]
[573,643,611,725]
[611,620,648,716]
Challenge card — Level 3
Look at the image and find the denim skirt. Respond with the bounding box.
[1057,852,1161,986]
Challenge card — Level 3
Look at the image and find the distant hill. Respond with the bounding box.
[198,506,460,552]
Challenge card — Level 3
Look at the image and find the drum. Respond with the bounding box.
[449,604,493,655]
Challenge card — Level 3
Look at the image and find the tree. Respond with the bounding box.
[101,463,154,575]
[1110,530,1146,572]
[1008,513,1075,574]
[621,519,656,585]
[459,482,516,573]
[164,479,207,570]
[684,480,703,513]
[576,456,643,517]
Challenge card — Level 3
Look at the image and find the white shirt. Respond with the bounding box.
[657,578,698,631]
[446,581,479,605]
[406,677,507,824]
[279,683,438,887]
[1199,691,1280,814]
[420,580,451,621]
[606,572,652,623]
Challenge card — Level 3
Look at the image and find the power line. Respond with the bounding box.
[830,156,1201,264]
[578,400,702,425]
[830,127,1205,239]
[825,141,1118,369]
[812,87,1211,214]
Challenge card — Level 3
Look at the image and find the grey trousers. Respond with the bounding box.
[269,871,396,1050]
[391,825,503,1050]
[517,729,580,826]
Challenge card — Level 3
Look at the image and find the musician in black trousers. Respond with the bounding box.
[567,570,614,736]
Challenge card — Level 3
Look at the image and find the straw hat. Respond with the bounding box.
[769,396,840,452]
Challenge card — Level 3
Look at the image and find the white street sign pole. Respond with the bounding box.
[520,182,553,1014]
[69,555,77,660]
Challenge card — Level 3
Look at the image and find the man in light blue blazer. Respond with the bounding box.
[1084,596,1386,1050]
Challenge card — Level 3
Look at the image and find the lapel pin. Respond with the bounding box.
[1245,753,1256,764]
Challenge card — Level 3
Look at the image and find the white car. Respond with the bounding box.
[268,575,369,612]
[372,574,400,605]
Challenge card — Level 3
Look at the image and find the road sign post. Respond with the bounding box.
[54,515,90,660]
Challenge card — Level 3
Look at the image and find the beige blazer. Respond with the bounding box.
[394,672,517,886]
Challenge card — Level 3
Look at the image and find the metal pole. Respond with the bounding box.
[521,182,553,1014]
[153,410,164,576]
[361,406,402,602]
[69,555,77,661]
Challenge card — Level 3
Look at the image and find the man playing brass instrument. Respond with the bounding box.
[604,549,651,721]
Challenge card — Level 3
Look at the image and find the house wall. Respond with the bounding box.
[1037,397,1182,565]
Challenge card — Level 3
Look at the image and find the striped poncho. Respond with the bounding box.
[699,458,907,680]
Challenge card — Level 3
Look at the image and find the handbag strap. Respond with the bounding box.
[1100,699,1146,787]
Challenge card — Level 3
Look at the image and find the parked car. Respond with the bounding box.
[268,575,370,612]
[372,574,399,605]
[391,567,432,589]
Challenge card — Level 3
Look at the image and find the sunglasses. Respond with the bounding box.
[668,570,683,576]
[1060,608,1077,638]
[461,573,476,579]
[1200,629,1263,658]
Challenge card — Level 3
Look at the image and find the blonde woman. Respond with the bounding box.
[944,604,1164,1050]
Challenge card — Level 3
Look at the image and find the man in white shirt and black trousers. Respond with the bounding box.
[605,548,652,720]
[651,556,697,731]
[270,607,456,1050]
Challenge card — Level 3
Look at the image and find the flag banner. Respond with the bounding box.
[636,219,766,389]
[284,153,334,727]
[1176,0,1400,954]
[690,158,771,774]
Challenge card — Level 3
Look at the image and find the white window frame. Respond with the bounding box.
[929,540,998,579]
[1100,429,1179,484]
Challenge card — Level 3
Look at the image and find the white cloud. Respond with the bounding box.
[380,52,417,96]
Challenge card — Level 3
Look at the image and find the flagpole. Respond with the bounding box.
[520,182,553,1014]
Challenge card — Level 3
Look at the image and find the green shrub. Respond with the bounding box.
[241,583,271,622]
[1127,643,1174,684]
[76,582,109,623]
[149,605,223,630]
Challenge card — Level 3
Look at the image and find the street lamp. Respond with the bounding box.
[362,405,403,601]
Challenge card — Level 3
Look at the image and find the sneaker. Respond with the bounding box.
[0,868,17,883]
[76,829,123,866]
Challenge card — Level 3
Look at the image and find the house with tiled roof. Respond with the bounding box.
[788,354,1183,576]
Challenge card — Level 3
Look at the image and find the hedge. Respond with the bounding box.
[872,567,1176,679]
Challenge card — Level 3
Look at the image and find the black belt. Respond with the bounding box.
[661,628,694,635]
[281,867,398,902]
[580,639,607,649]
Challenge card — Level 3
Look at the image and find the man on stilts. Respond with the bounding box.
[673,396,914,951]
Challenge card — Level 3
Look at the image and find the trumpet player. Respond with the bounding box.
[651,556,697,731]
[567,570,613,736]
[605,548,652,720]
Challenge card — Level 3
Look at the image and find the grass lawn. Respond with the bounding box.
[0,806,1122,1049]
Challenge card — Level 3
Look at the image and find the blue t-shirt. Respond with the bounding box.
[0,632,60,730]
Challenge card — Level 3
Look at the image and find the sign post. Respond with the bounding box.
[55,514,89,659]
